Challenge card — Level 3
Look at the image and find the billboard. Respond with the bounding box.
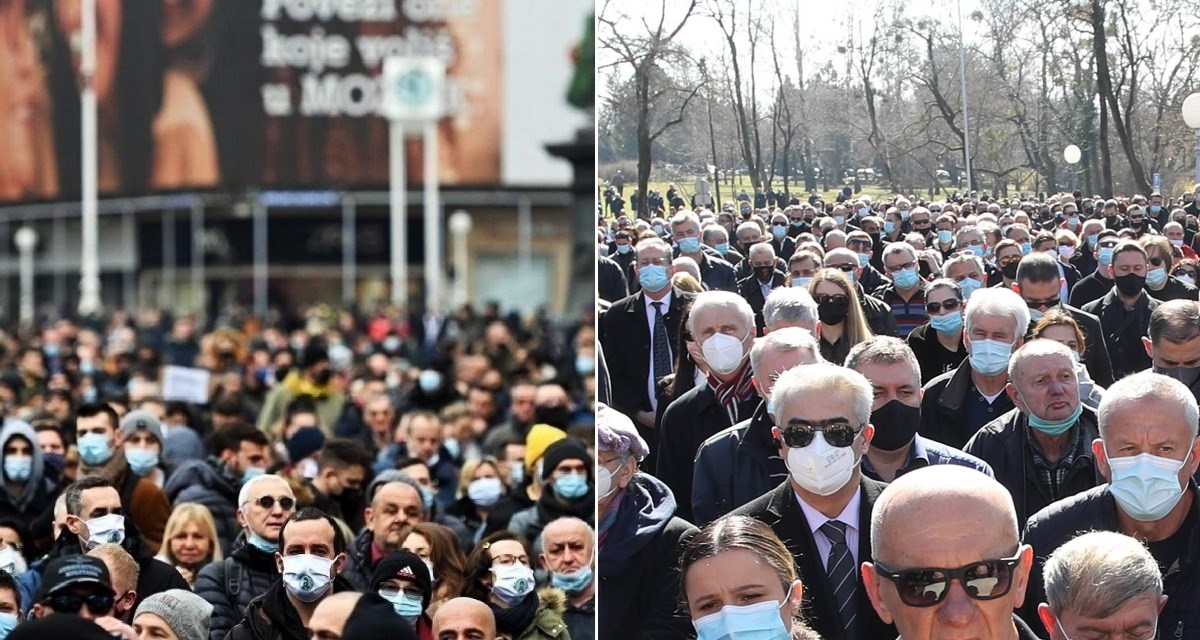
[0,0,501,204]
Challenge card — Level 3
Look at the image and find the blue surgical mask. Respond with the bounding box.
[1098,246,1114,266]
[929,312,963,335]
[772,224,787,237]
[2,456,30,482]
[616,243,632,254]
[419,485,436,510]
[125,448,159,476]
[791,276,812,288]
[957,277,983,300]
[968,244,985,258]
[893,267,920,289]
[246,530,278,553]
[692,596,791,640]
[969,338,1014,376]
[1146,267,1167,288]
[678,237,701,254]
[77,433,114,466]
[715,242,730,255]
[884,221,896,234]
[938,230,953,244]
[638,264,670,291]
[551,566,594,594]
[858,252,871,267]
[381,591,425,622]
[834,216,845,225]
[0,611,16,640]
[553,473,590,500]
[1087,234,1098,250]
[1151,205,1163,213]
[1067,217,1080,228]
[1106,447,1191,522]
[242,466,267,482]
[1020,242,1033,255]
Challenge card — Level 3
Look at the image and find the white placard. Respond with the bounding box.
[162,366,211,405]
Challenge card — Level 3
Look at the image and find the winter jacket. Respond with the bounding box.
[514,587,572,640]
[920,363,1015,450]
[80,447,172,555]
[226,576,357,640]
[691,402,788,526]
[164,457,241,555]
[0,421,60,532]
[195,534,281,640]
[597,473,697,640]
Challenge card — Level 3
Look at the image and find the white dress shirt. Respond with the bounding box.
[643,290,674,411]
[796,487,863,567]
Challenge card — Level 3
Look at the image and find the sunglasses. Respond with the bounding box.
[925,299,962,314]
[1025,297,1059,310]
[847,238,873,249]
[997,256,1022,267]
[251,495,296,511]
[1149,256,1165,267]
[45,592,114,615]
[873,555,1022,607]
[777,420,864,448]
[814,293,850,306]
[827,263,858,273]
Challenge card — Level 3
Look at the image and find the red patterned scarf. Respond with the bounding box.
[706,361,756,423]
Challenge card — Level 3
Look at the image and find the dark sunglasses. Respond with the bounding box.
[827,263,858,273]
[1025,297,1059,310]
[847,238,873,249]
[925,299,962,314]
[45,592,114,615]
[252,495,296,511]
[1149,256,1165,267]
[814,293,850,306]
[777,420,863,448]
[912,220,932,227]
[997,256,1022,267]
[873,555,1022,607]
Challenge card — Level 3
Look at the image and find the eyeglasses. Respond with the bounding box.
[847,238,873,249]
[250,495,296,511]
[814,293,850,306]
[873,555,1022,607]
[925,299,962,314]
[777,420,864,448]
[827,263,858,274]
[996,256,1022,267]
[45,592,114,615]
[886,261,917,273]
[912,221,931,227]
[1025,297,1060,310]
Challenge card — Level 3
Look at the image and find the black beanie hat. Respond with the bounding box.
[539,438,592,480]
[370,549,433,611]
[342,593,418,640]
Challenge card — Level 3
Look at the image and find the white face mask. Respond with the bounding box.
[0,546,25,576]
[280,553,336,602]
[784,432,859,496]
[83,513,126,549]
[701,331,749,375]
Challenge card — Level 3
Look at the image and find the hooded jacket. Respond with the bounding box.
[164,457,241,555]
[0,421,59,530]
[195,531,283,640]
[597,473,697,640]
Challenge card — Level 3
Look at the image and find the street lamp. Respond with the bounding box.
[1064,145,1081,191]
[14,227,38,325]
[1182,93,1200,185]
[448,210,472,308]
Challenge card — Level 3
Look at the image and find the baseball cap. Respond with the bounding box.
[34,555,114,603]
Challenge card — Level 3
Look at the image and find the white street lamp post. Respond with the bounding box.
[448,210,472,308]
[14,227,38,325]
[1064,145,1081,191]
[78,0,101,316]
[1182,93,1200,186]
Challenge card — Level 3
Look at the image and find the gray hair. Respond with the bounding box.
[1008,339,1077,386]
[687,291,755,337]
[702,224,729,244]
[238,473,293,509]
[672,256,701,282]
[845,336,921,387]
[635,237,671,258]
[964,287,1031,338]
[768,363,873,428]
[1043,530,1162,618]
[882,241,917,265]
[749,327,823,376]
[538,517,595,556]
[763,287,818,331]
[823,248,859,265]
[1098,371,1200,438]
[941,253,985,279]
[736,221,763,238]
[670,210,701,230]
[748,242,776,261]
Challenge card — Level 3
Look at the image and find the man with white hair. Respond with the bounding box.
[921,287,1029,449]
[670,256,701,285]
[731,363,896,639]
[671,210,737,292]
[655,291,759,523]
[701,224,738,265]
[1036,531,1165,640]
[862,466,1039,639]
[964,340,1102,525]
[1021,371,1200,634]
[737,242,786,334]
[942,252,986,301]
[762,286,819,333]
[692,328,824,525]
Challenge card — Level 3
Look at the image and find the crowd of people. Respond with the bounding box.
[596,186,1200,639]
[0,302,597,640]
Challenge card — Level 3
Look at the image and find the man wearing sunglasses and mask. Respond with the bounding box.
[31,553,137,639]
[730,362,896,640]
[863,465,1039,639]
[1021,371,1200,637]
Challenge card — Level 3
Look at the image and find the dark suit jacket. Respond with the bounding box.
[737,272,787,335]
[729,478,897,640]
[1081,289,1159,380]
[1062,305,1115,388]
[598,289,694,420]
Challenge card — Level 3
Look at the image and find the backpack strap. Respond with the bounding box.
[226,559,242,598]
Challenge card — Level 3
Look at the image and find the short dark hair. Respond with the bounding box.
[278,507,345,555]
[0,570,20,611]
[317,439,372,472]
[395,457,433,479]
[65,476,114,517]
[74,403,118,430]
[1015,252,1061,285]
[1150,300,1200,345]
[210,422,268,456]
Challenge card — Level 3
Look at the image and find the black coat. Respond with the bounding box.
[906,323,965,385]
[860,289,900,338]
[1081,289,1159,380]
[691,402,788,526]
[1067,271,1112,309]
[598,289,694,420]
[655,383,759,524]
[195,535,281,640]
[1059,305,1115,388]
[598,256,629,304]
[226,577,357,640]
[1147,275,1199,302]
[920,363,1015,450]
[729,478,897,640]
[737,272,787,335]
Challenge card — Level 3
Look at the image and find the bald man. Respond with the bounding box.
[432,598,496,640]
[862,466,1040,639]
[539,517,594,640]
[309,592,362,640]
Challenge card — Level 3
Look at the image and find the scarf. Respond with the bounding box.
[706,361,756,424]
[536,486,595,526]
[280,370,331,399]
[490,591,540,636]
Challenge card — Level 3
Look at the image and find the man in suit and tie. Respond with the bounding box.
[737,242,786,335]
[730,362,896,640]
[598,238,693,458]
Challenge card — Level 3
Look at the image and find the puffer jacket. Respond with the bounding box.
[195,533,280,640]
[164,457,240,555]
[516,587,572,640]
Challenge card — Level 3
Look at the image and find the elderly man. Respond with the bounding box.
[874,242,929,336]
[942,252,986,302]
[692,328,824,525]
[921,288,1027,449]
[671,211,738,292]
[863,466,1038,638]
[824,248,898,337]
[701,223,738,265]
[432,598,497,640]
[731,363,896,639]
[1145,299,1200,404]
[344,479,425,588]
[1081,240,1160,379]
[596,404,696,640]
[846,337,992,483]
[1036,531,1165,640]
[1022,371,1200,635]
[964,340,1101,525]
[1014,253,1114,387]
[762,286,819,333]
[737,242,786,335]
[539,518,594,640]
[655,291,759,523]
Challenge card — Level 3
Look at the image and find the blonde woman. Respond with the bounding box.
[156,503,222,586]
[808,268,873,365]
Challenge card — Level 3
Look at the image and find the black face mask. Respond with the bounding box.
[1001,262,1019,280]
[817,301,850,326]
[535,404,571,428]
[754,266,774,282]
[1114,273,1146,297]
[869,399,921,451]
[1155,365,1200,389]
